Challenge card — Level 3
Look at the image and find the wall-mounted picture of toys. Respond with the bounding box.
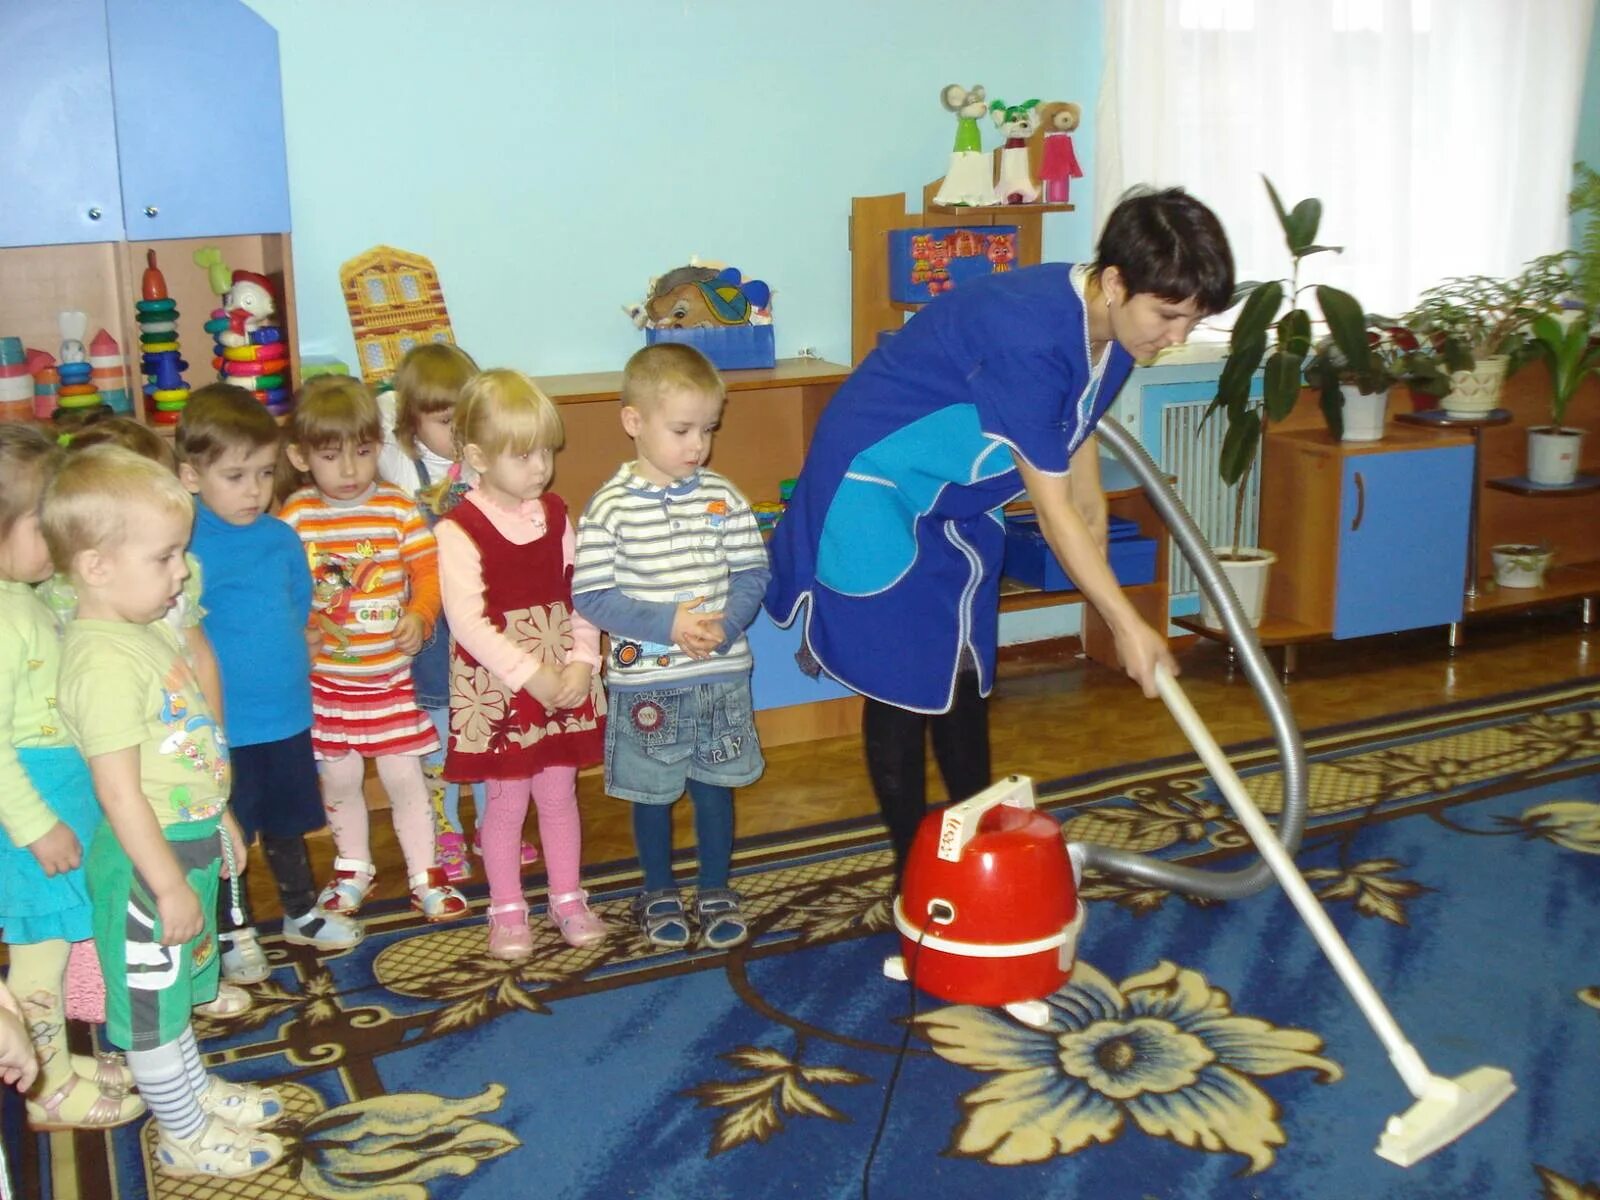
[887,226,1019,303]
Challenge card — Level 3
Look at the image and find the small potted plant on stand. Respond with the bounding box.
[1406,254,1571,417]
[1491,542,1556,588]
[1205,176,1377,626]
[1524,309,1599,485]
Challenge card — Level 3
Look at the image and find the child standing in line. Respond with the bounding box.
[277,377,467,922]
[573,345,770,950]
[0,426,145,1132]
[46,447,284,1178]
[50,415,257,1010]
[375,344,511,882]
[177,385,364,975]
[436,369,608,958]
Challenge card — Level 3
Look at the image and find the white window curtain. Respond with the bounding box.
[1097,0,1597,319]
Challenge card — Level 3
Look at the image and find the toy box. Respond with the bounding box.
[1002,513,1158,592]
[645,323,776,371]
[888,225,1020,303]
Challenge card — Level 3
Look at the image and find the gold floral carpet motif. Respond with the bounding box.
[18,680,1600,1200]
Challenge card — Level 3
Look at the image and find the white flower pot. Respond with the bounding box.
[1527,426,1584,485]
[1339,383,1389,442]
[1443,355,1508,417]
[1200,549,1276,629]
[1491,544,1553,588]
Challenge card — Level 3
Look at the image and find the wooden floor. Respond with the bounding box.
[250,606,1600,919]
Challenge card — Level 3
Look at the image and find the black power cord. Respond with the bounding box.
[861,907,943,1199]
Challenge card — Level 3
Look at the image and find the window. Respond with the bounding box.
[1100,0,1593,321]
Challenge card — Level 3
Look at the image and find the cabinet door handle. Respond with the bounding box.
[87,206,103,220]
[1351,470,1365,532]
[143,205,159,218]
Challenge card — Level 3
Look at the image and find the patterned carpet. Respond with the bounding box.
[16,678,1600,1200]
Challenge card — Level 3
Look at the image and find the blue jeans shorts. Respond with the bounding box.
[605,679,765,805]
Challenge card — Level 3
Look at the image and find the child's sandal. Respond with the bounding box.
[486,902,533,961]
[409,868,469,922]
[696,888,749,950]
[155,1115,285,1179]
[192,981,253,1019]
[316,857,377,914]
[199,1076,285,1129]
[26,1072,146,1131]
[73,1051,134,1098]
[631,888,691,949]
[548,889,608,948]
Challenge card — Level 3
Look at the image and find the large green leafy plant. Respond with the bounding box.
[1209,176,1375,551]
[1529,310,1600,429]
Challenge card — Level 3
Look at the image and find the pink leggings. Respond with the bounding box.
[319,752,437,880]
[481,767,582,907]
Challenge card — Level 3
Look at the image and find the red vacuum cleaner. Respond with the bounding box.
[882,775,1084,1028]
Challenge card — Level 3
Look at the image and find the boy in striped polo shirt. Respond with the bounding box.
[573,345,769,950]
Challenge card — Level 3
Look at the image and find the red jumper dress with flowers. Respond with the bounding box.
[438,493,605,782]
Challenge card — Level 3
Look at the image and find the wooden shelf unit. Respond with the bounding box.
[0,234,300,428]
[850,179,1065,366]
[1469,363,1600,614]
[997,482,1171,668]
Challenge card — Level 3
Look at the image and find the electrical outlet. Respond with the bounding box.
[795,346,820,359]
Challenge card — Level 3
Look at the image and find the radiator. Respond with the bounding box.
[1159,399,1261,600]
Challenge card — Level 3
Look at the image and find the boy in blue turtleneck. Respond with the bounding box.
[176,385,362,981]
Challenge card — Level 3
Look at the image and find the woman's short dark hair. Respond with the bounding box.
[1092,186,1235,315]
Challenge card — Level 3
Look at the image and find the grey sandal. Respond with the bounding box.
[696,888,748,950]
[632,888,691,949]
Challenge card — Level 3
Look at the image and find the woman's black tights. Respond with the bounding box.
[862,671,991,876]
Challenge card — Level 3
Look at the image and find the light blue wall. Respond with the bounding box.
[242,0,1103,375]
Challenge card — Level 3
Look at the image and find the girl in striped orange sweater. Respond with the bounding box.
[277,378,467,923]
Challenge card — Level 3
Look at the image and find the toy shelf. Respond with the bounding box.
[0,233,299,429]
[1463,561,1600,615]
[997,482,1171,668]
[929,201,1075,216]
[851,178,1064,366]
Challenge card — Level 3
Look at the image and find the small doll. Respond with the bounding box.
[991,98,1042,204]
[1036,101,1085,205]
[931,84,995,208]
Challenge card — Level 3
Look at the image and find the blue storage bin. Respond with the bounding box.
[645,323,776,370]
[887,225,1020,302]
[1002,513,1157,592]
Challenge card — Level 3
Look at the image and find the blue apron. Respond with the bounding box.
[765,265,1133,712]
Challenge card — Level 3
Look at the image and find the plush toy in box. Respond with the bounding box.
[887,226,1019,303]
[624,261,775,370]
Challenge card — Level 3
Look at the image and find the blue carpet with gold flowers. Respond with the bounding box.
[15,678,1600,1200]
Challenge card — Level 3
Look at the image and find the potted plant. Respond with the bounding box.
[1406,254,1571,417]
[1299,317,1463,441]
[1205,176,1377,626]
[1491,542,1555,588]
[1525,309,1600,485]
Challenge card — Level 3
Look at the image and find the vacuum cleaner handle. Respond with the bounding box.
[1084,417,1309,900]
[935,774,1034,862]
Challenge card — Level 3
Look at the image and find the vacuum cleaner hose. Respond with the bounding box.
[1082,416,1308,900]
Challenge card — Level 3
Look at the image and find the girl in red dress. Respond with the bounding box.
[435,370,608,960]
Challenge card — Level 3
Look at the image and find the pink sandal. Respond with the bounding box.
[486,902,533,961]
[548,889,608,948]
[26,1073,146,1132]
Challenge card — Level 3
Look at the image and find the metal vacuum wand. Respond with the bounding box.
[1153,665,1516,1166]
